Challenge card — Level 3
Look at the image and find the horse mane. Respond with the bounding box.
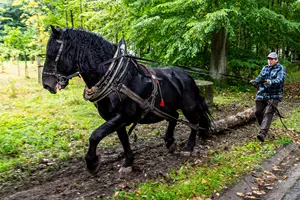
[61,28,117,72]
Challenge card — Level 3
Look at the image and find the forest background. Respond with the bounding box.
[1,0,300,85]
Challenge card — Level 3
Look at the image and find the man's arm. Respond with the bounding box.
[270,66,286,86]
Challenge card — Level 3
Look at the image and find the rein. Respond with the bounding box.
[125,55,253,83]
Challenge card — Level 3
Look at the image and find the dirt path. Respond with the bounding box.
[0,100,298,200]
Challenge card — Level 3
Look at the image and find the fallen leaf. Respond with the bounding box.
[236,192,244,197]
[282,175,287,180]
[272,166,281,171]
[253,190,266,195]
[202,178,207,184]
[245,195,257,199]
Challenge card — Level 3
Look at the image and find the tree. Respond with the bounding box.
[120,0,300,86]
[3,25,32,78]
[1,0,300,85]
[0,43,9,73]
[0,0,25,42]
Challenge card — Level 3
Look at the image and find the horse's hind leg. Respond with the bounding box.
[117,126,134,173]
[164,112,179,153]
[181,109,199,153]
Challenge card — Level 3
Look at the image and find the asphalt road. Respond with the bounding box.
[266,160,300,200]
[282,178,300,200]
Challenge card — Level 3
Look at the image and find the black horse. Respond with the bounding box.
[42,26,211,174]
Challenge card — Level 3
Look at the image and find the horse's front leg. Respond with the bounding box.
[117,126,134,173]
[85,114,125,174]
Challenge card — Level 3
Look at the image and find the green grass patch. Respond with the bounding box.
[272,105,300,133]
[0,66,115,176]
[213,88,254,106]
[115,137,290,199]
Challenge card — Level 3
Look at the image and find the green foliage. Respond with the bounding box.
[1,0,300,80]
[285,64,300,84]
[0,0,25,41]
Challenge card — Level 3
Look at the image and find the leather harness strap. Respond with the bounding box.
[82,48,205,131]
[118,83,204,130]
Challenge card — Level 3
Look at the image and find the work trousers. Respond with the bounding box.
[255,99,280,135]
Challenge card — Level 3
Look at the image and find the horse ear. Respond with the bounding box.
[50,25,62,38]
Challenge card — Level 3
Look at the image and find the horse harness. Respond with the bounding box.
[44,39,205,131]
[82,49,204,131]
[42,39,80,85]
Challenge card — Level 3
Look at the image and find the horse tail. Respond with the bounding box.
[197,93,213,139]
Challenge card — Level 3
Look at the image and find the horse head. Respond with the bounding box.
[42,26,77,94]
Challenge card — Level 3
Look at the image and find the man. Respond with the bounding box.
[249,52,286,142]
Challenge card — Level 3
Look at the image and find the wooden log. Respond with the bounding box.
[212,107,255,133]
[195,80,214,107]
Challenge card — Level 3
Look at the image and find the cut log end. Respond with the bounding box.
[195,80,214,107]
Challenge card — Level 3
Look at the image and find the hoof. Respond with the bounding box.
[86,155,101,175]
[180,151,192,157]
[257,133,265,143]
[118,166,133,174]
[168,142,177,153]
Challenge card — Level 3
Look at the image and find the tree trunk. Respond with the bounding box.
[70,9,74,28]
[212,107,255,133]
[210,27,229,87]
[24,52,29,78]
[17,57,20,76]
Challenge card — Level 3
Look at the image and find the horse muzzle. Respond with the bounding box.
[42,75,58,94]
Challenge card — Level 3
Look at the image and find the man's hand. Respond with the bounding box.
[263,79,272,85]
[248,80,255,86]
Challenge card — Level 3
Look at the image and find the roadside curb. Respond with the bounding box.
[217,142,299,200]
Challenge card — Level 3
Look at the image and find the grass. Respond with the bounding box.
[0,62,109,176]
[213,88,254,105]
[273,106,300,133]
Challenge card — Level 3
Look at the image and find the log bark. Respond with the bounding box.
[212,107,255,133]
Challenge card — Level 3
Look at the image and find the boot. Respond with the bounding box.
[257,131,267,143]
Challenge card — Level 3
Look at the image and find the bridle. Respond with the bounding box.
[42,39,79,85]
